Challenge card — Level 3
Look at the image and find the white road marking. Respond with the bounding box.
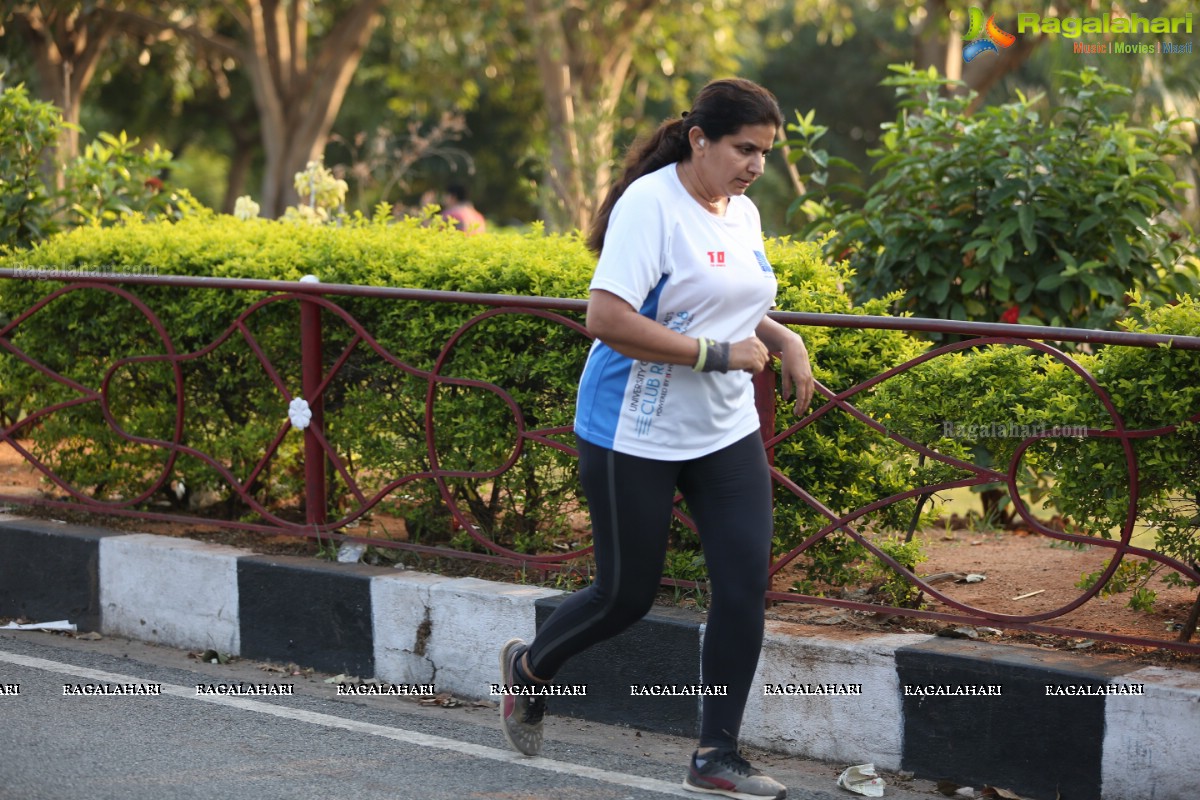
[0,649,695,797]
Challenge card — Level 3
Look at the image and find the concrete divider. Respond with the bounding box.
[1101,666,1200,800]
[534,596,704,737]
[426,577,561,697]
[237,554,378,676]
[371,570,456,686]
[741,624,921,770]
[2,517,1198,800]
[896,638,1139,799]
[0,517,119,631]
[100,534,244,654]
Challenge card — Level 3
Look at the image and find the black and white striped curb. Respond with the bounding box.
[1,516,1196,800]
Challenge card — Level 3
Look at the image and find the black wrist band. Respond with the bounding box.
[705,340,731,373]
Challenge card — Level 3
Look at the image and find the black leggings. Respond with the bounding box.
[526,431,773,752]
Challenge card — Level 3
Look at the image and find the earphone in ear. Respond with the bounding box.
[699,138,706,147]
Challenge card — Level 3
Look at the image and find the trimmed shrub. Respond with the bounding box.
[3,212,1198,611]
[0,211,924,565]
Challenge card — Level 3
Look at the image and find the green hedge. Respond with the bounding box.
[2,211,1198,608]
[0,211,919,557]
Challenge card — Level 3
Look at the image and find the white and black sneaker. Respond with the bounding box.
[498,638,545,756]
[682,749,787,799]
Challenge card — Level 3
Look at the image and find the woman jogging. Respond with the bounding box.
[499,77,813,800]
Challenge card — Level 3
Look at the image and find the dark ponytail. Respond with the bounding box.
[586,119,689,253]
[586,78,783,255]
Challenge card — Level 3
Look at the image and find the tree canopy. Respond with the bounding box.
[2,0,1196,233]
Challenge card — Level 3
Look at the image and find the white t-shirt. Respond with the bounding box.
[574,163,778,460]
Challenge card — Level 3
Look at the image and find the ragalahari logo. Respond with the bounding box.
[963,7,1017,61]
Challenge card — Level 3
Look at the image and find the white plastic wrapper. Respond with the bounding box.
[837,763,886,797]
[337,542,367,563]
[0,619,77,631]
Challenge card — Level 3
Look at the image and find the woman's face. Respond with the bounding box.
[692,123,776,198]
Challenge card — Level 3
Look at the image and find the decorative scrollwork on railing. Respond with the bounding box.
[762,334,1200,633]
[2,271,1199,652]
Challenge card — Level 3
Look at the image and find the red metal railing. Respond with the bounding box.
[2,269,1199,653]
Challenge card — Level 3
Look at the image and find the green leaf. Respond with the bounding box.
[990,247,1006,275]
[1058,283,1077,311]
[826,157,859,171]
[1080,214,1104,236]
[929,277,952,304]
[916,252,931,276]
[961,271,984,294]
[1017,205,1036,254]
[1110,233,1131,268]
[1036,272,1066,291]
[1120,208,1149,231]
[1096,276,1126,299]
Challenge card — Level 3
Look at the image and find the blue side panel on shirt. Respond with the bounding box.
[754,250,773,273]
[637,274,667,323]
[574,275,668,449]
[575,345,632,449]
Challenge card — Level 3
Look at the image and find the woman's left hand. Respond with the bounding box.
[778,334,814,415]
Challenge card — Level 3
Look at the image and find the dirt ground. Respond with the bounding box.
[765,526,1200,671]
[2,438,1197,670]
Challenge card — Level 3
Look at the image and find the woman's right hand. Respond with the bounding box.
[729,336,770,374]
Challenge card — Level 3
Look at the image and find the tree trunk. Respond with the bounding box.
[244,0,385,217]
[8,4,119,188]
[523,0,585,232]
[912,0,949,76]
[81,0,384,218]
[522,0,657,233]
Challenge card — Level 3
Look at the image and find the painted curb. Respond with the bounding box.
[1,518,1198,799]
[741,623,922,770]
[371,570,457,686]
[0,517,121,632]
[100,533,244,653]
[1101,666,1200,800]
[896,637,1137,799]
[534,594,704,737]
[238,553,378,676]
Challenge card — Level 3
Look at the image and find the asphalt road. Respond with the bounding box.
[0,629,940,800]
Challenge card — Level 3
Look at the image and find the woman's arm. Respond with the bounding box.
[755,316,814,414]
[587,289,769,373]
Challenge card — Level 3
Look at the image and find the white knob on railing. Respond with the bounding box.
[288,397,313,429]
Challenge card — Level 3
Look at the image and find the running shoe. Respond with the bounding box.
[498,638,545,756]
[682,749,787,799]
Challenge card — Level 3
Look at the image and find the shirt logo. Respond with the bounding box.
[706,251,726,267]
[754,251,773,273]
